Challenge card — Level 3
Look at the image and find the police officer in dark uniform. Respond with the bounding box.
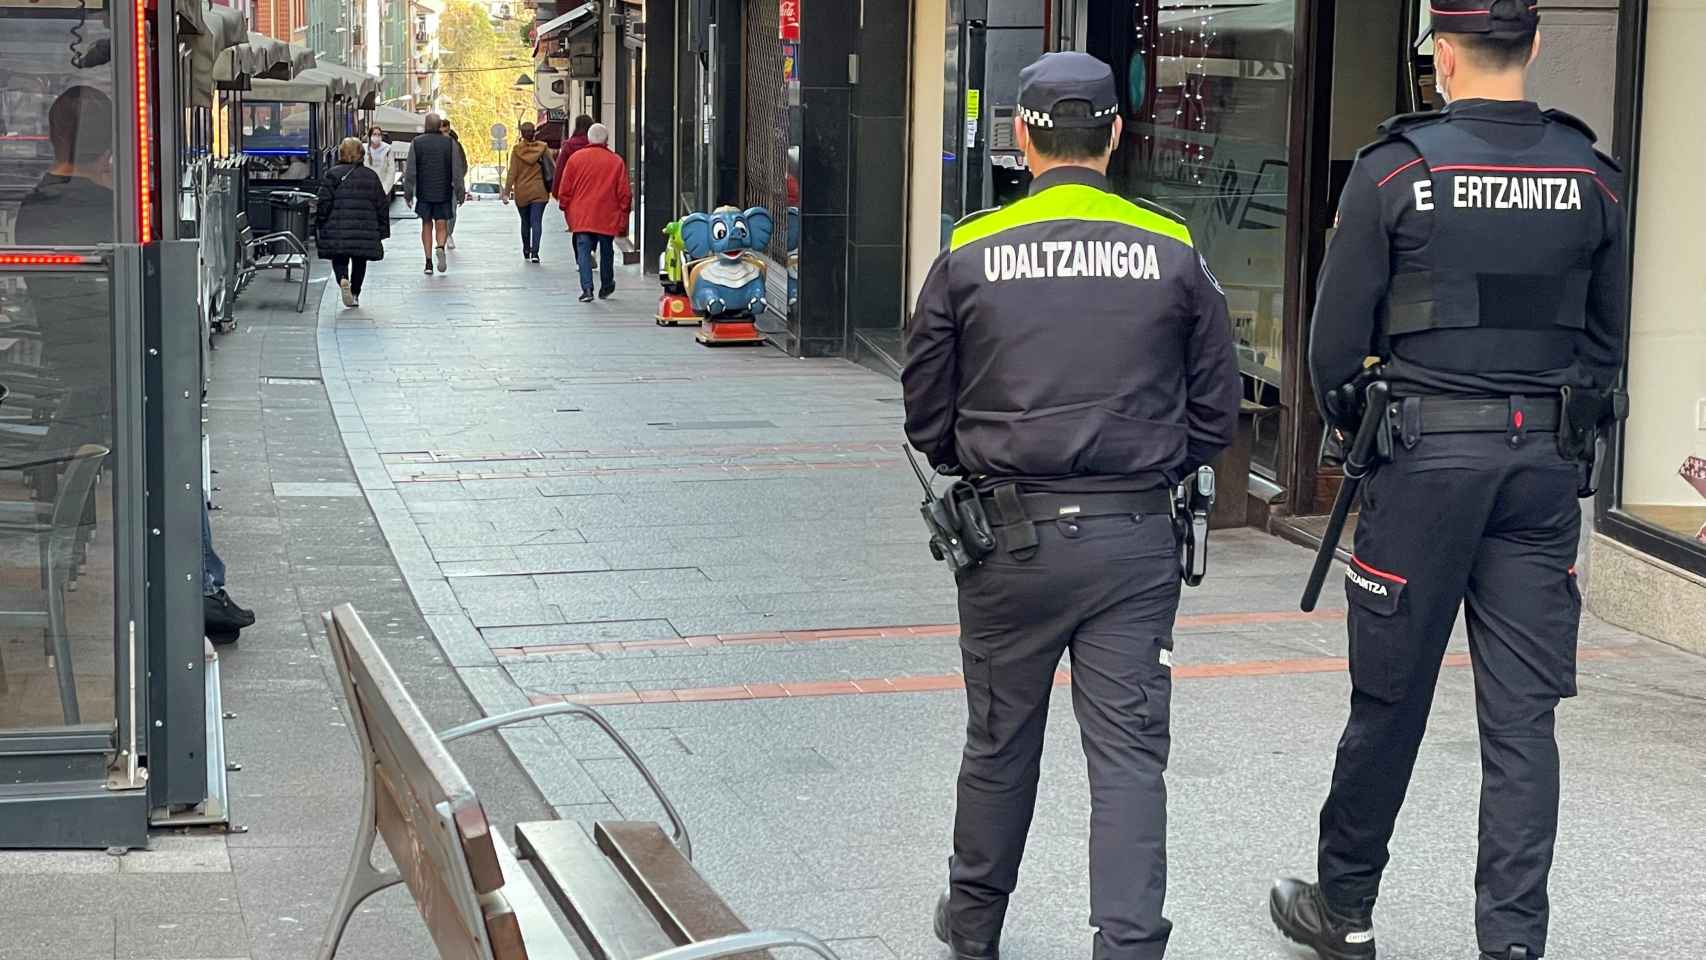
[1268,4,1627,960]
[903,52,1240,960]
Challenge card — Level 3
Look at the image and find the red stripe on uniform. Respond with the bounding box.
[1377,156,1427,188]
[1352,555,1409,585]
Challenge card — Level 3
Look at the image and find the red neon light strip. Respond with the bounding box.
[135,0,152,243]
[1351,555,1409,585]
[0,253,100,266]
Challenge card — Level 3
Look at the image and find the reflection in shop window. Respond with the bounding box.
[1111,1,1294,475]
[1621,9,1706,549]
[241,101,314,179]
[0,5,121,732]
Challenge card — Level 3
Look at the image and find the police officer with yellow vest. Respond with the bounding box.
[903,51,1240,960]
[1268,4,1627,960]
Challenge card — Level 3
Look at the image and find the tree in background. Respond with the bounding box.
[437,0,536,169]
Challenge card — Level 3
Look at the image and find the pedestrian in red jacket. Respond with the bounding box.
[553,114,594,231]
[560,122,632,302]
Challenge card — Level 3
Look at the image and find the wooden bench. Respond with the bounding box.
[232,208,310,315]
[320,604,841,960]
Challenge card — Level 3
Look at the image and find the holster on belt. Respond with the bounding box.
[992,484,1038,560]
[1558,385,1630,497]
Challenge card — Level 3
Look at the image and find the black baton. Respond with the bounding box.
[1301,380,1391,612]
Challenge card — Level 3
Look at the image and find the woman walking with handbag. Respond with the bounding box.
[316,137,390,308]
[502,122,555,263]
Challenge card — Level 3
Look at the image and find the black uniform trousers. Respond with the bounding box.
[1318,432,1582,957]
[948,510,1179,960]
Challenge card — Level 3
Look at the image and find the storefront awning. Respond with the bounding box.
[176,0,208,37]
[309,62,383,109]
[372,104,425,135]
[287,43,318,77]
[535,1,596,42]
[215,32,294,85]
[191,4,248,106]
[248,72,336,104]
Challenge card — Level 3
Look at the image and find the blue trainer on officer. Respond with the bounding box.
[903,50,1241,960]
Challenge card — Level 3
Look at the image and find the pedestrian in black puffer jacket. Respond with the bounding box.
[316,136,390,309]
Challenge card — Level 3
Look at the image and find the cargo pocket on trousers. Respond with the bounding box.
[1344,557,1410,704]
[961,646,994,729]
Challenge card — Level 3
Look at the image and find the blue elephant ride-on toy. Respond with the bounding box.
[680,205,773,346]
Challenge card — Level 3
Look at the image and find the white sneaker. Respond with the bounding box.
[339,278,355,307]
[447,238,457,251]
[435,246,448,272]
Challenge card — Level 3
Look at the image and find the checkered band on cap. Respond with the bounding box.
[1020,104,1119,129]
[1018,51,1121,128]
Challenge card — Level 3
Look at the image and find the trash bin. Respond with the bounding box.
[266,190,317,250]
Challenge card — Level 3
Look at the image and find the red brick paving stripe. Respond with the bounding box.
[520,646,1639,707]
[492,610,1347,660]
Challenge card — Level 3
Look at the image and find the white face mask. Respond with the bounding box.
[370,134,383,146]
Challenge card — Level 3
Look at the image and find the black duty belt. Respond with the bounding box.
[984,489,1173,527]
[1392,395,1561,437]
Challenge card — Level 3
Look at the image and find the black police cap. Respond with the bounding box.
[1430,0,1540,39]
[1017,52,1119,129]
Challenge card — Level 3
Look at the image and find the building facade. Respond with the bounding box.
[1587,0,1706,653]
[619,1,1704,655]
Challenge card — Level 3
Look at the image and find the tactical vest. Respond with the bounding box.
[1375,110,1610,374]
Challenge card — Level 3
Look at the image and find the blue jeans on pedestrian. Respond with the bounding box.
[574,232,615,295]
[202,499,225,596]
[517,202,546,256]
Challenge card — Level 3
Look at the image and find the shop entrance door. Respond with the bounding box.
[1280,0,1432,528]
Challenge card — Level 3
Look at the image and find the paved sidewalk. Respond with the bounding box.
[0,261,549,960]
[314,204,1706,959]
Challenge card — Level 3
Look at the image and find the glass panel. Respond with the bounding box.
[0,1,121,732]
[241,101,315,179]
[1621,8,1706,550]
[1110,1,1294,474]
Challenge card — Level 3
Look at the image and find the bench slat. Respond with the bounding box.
[593,822,769,959]
[516,821,676,960]
[492,836,583,960]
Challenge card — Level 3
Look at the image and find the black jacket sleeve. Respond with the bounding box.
[1580,160,1628,390]
[901,251,961,471]
[1308,157,1393,428]
[1183,255,1242,474]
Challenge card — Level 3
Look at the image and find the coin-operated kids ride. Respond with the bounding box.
[655,220,697,326]
[680,205,774,346]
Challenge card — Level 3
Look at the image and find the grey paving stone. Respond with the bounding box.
[496,725,608,806]
[271,482,363,498]
[482,619,680,647]
[422,613,498,668]
[0,914,117,960]
[0,850,120,874]
[120,836,232,873]
[115,914,253,959]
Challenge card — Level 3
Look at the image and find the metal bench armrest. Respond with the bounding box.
[439,703,692,860]
[636,929,841,960]
[252,231,308,257]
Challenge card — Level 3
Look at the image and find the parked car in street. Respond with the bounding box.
[467,182,501,201]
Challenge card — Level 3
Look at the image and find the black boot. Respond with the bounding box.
[933,889,998,960]
[1269,878,1376,960]
[204,588,256,639]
